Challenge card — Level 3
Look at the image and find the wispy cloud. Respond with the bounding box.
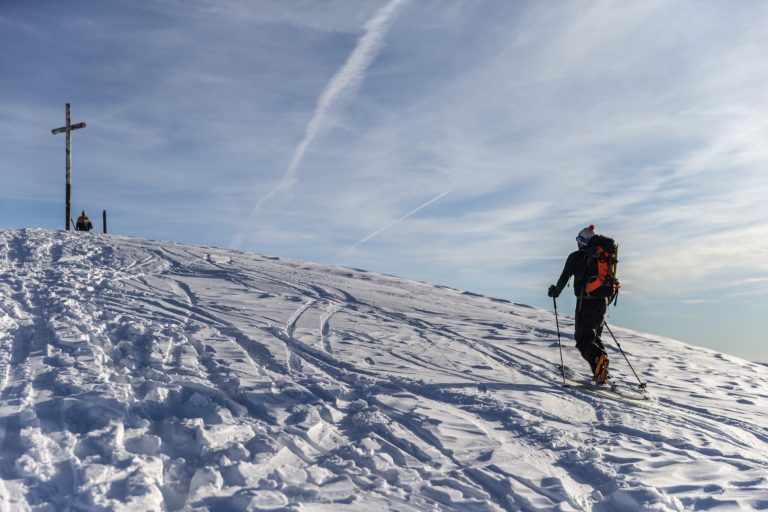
[251,0,409,214]
[731,277,768,286]
[348,189,450,251]
[681,299,719,305]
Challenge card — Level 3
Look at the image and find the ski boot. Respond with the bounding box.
[593,353,609,385]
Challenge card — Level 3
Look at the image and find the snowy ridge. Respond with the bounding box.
[0,229,766,511]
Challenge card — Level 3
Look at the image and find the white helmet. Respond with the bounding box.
[576,225,595,246]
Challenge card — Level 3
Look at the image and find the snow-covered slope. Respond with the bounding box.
[0,229,766,511]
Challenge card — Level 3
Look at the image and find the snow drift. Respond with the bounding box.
[0,229,766,511]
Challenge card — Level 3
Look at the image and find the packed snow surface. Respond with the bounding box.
[0,229,766,511]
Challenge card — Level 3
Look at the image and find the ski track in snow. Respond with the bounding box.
[0,229,766,511]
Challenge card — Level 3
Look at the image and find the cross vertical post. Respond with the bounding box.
[52,103,87,230]
[65,103,71,230]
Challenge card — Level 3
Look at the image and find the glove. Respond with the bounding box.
[548,285,559,298]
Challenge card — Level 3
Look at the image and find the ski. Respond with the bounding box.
[563,377,654,408]
[558,365,654,408]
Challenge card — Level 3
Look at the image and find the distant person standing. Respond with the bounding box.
[548,225,620,385]
[75,210,93,232]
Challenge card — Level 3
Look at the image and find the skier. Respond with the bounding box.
[548,225,610,384]
[75,210,93,232]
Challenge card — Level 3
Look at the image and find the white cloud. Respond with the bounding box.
[251,0,410,213]
[349,189,449,250]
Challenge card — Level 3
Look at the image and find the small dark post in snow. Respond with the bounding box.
[103,210,107,234]
[52,103,87,231]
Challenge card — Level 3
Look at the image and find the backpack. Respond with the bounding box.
[581,234,620,299]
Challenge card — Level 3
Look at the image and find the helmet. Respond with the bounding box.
[576,225,595,246]
[82,211,86,215]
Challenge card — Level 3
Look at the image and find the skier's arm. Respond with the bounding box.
[552,252,578,296]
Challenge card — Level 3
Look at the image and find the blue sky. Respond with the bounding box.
[2,0,766,362]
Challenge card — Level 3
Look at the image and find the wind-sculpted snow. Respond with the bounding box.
[0,229,766,511]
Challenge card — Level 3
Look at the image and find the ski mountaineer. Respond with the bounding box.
[548,225,610,385]
[75,211,93,232]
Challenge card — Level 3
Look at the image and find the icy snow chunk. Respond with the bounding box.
[606,487,685,511]
[315,475,356,503]
[125,434,162,455]
[15,453,38,478]
[245,434,278,456]
[226,442,251,462]
[123,457,165,510]
[159,418,205,455]
[125,323,149,336]
[19,408,37,427]
[359,436,380,456]
[424,483,464,505]
[62,399,114,433]
[230,488,289,511]
[200,423,255,452]
[352,407,390,429]
[275,464,308,485]
[229,461,279,489]
[319,403,345,424]
[306,465,335,486]
[125,415,151,429]
[142,367,171,383]
[181,391,215,418]
[286,404,321,426]
[43,353,76,367]
[210,404,239,424]
[48,316,89,348]
[143,385,169,403]
[395,468,422,491]
[82,463,112,484]
[188,466,223,502]
[162,457,188,508]
[206,253,232,265]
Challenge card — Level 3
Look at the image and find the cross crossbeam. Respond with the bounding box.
[52,122,86,135]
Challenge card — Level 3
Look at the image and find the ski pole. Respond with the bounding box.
[553,297,566,386]
[603,321,646,389]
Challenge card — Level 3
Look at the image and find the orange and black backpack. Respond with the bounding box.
[580,234,620,301]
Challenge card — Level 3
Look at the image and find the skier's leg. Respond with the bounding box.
[591,299,610,383]
[593,299,608,350]
[574,300,604,371]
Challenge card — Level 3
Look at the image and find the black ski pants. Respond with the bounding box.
[574,298,608,371]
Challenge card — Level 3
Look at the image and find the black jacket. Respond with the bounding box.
[76,215,93,232]
[553,249,586,297]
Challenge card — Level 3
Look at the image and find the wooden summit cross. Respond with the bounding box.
[51,103,86,231]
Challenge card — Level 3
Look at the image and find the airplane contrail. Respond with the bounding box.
[251,0,410,214]
[349,190,451,251]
